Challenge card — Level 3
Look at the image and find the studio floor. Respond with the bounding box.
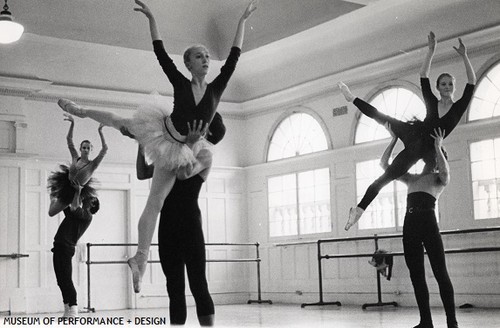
[3,304,500,328]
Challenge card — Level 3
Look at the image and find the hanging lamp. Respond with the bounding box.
[0,0,24,44]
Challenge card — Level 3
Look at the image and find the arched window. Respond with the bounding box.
[266,112,331,238]
[354,86,427,230]
[467,60,500,220]
[469,61,500,121]
[267,112,328,161]
[355,87,426,144]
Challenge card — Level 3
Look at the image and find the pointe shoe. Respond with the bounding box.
[127,257,143,293]
[345,206,364,231]
[338,82,355,102]
[58,98,86,118]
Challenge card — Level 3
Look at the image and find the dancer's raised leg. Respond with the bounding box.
[345,147,421,230]
[49,198,68,217]
[58,99,131,131]
[128,165,176,293]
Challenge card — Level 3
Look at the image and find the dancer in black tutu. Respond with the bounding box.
[47,114,107,217]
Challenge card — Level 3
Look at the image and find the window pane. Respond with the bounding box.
[470,137,500,219]
[268,168,331,237]
[268,174,297,237]
[298,168,331,234]
[356,159,396,229]
[268,113,328,161]
[469,62,500,121]
[355,87,426,144]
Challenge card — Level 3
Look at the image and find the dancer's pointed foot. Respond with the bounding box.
[127,257,143,293]
[345,206,364,231]
[338,82,355,102]
[58,98,86,118]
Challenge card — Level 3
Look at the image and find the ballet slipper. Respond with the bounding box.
[345,206,364,231]
[67,305,78,318]
[58,98,86,118]
[127,257,143,293]
[338,82,355,102]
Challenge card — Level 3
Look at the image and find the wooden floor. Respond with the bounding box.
[4,304,500,327]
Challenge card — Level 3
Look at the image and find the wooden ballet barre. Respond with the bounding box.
[84,241,271,312]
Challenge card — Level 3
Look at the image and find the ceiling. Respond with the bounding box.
[8,0,367,58]
[2,0,500,107]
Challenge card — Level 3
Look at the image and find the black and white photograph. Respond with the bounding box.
[1,0,500,327]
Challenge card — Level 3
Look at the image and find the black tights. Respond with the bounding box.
[354,98,434,210]
[403,193,457,328]
[158,209,214,325]
[52,247,77,306]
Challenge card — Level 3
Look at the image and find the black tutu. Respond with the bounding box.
[47,164,97,205]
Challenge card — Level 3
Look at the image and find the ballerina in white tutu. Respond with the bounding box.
[58,0,257,293]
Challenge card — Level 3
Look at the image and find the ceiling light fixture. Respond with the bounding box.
[0,0,24,44]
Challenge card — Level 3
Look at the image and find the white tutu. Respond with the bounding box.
[129,101,212,171]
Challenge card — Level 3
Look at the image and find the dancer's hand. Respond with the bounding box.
[431,127,445,149]
[453,38,467,57]
[241,0,258,20]
[427,31,436,52]
[63,113,74,124]
[134,0,153,19]
[186,120,209,144]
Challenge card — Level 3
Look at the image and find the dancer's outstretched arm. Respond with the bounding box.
[92,124,108,168]
[134,0,161,41]
[420,31,436,78]
[453,38,476,85]
[431,128,450,186]
[64,114,79,160]
[232,0,258,49]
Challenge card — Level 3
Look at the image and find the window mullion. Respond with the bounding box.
[296,172,301,236]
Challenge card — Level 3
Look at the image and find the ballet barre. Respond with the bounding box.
[83,242,272,312]
[0,253,29,259]
[276,226,500,310]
